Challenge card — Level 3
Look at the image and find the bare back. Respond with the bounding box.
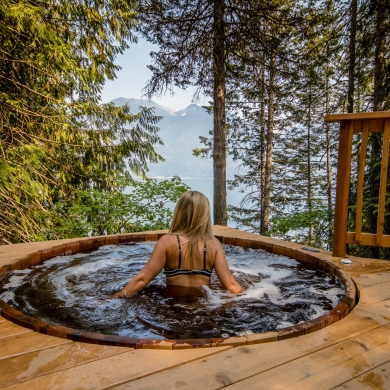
[114,233,243,297]
[164,234,217,288]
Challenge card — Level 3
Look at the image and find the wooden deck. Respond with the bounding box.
[1,227,390,389]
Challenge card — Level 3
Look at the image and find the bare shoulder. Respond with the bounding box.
[208,237,224,254]
[157,234,177,249]
[211,237,223,248]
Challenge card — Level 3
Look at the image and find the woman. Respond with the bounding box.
[113,191,243,297]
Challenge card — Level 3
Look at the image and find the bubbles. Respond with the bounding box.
[0,242,344,339]
[237,329,255,336]
[0,290,14,303]
[3,275,28,289]
[13,269,34,275]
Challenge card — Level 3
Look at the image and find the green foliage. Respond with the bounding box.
[269,205,334,248]
[38,177,189,240]
[0,0,163,242]
[226,0,342,249]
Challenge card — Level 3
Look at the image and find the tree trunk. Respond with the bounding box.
[307,85,313,245]
[367,0,386,258]
[373,0,388,258]
[213,0,227,226]
[325,74,333,250]
[345,0,357,255]
[347,0,357,113]
[373,0,385,112]
[324,0,334,250]
[263,52,275,234]
[260,66,266,235]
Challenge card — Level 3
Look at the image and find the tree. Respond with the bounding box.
[0,0,163,242]
[136,0,284,226]
[228,0,343,248]
[346,0,390,258]
[347,0,358,113]
[136,0,227,224]
[213,0,228,226]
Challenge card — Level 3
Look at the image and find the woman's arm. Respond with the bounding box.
[213,241,243,294]
[113,237,168,298]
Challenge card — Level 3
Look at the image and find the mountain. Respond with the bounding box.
[111,97,175,116]
[111,98,236,178]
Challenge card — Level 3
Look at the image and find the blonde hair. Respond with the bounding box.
[169,191,215,268]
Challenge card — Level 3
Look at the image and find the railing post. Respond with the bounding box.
[376,119,390,245]
[333,120,353,257]
[325,112,390,253]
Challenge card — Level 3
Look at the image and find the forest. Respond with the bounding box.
[0,0,389,259]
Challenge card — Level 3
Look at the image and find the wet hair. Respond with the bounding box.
[169,191,216,268]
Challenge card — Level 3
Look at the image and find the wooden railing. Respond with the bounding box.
[324,112,390,257]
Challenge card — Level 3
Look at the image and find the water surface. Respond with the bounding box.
[0,242,344,339]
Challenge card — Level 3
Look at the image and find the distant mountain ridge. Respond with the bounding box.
[111,97,175,116]
[111,97,236,179]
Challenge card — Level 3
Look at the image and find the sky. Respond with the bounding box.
[101,37,208,112]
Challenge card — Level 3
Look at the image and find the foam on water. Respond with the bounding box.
[0,291,14,302]
[0,242,344,338]
[12,269,34,275]
[3,275,28,289]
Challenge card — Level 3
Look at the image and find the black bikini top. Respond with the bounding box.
[164,235,213,278]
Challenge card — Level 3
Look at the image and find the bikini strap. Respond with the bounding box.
[203,241,207,269]
[176,235,182,269]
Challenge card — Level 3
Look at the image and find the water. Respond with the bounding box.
[0,242,344,339]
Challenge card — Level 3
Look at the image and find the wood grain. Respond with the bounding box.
[376,119,390,245]
[324,112,390,123]
[355,120,369,243]
[347,232,390,246]
[0,320,32,340]
[0,347,232,390]
[107,310,390,390]
[0,343,129,388]
[0,332,71,360]
[333,120,353,257]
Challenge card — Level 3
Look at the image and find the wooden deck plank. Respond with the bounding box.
[283,308,388,354]
[0,321,32,340]
[357,298,390,320]
[0,343,130,388]
[223,325,390,390]
[359,281,390,305]
[335,255,390,274]
[108,312,390,390]
[333,360,390,389]
[0,333,71,361]
[1,347,232,390]
[108,343,305,390]
[352,272,390,288]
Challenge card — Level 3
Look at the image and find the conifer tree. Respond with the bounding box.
[347,0,358,113]
[0,0,163,242]
[229,0,343,248]
[227,3,297,236]
[136,0,285,225]
[136,0,226,224]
